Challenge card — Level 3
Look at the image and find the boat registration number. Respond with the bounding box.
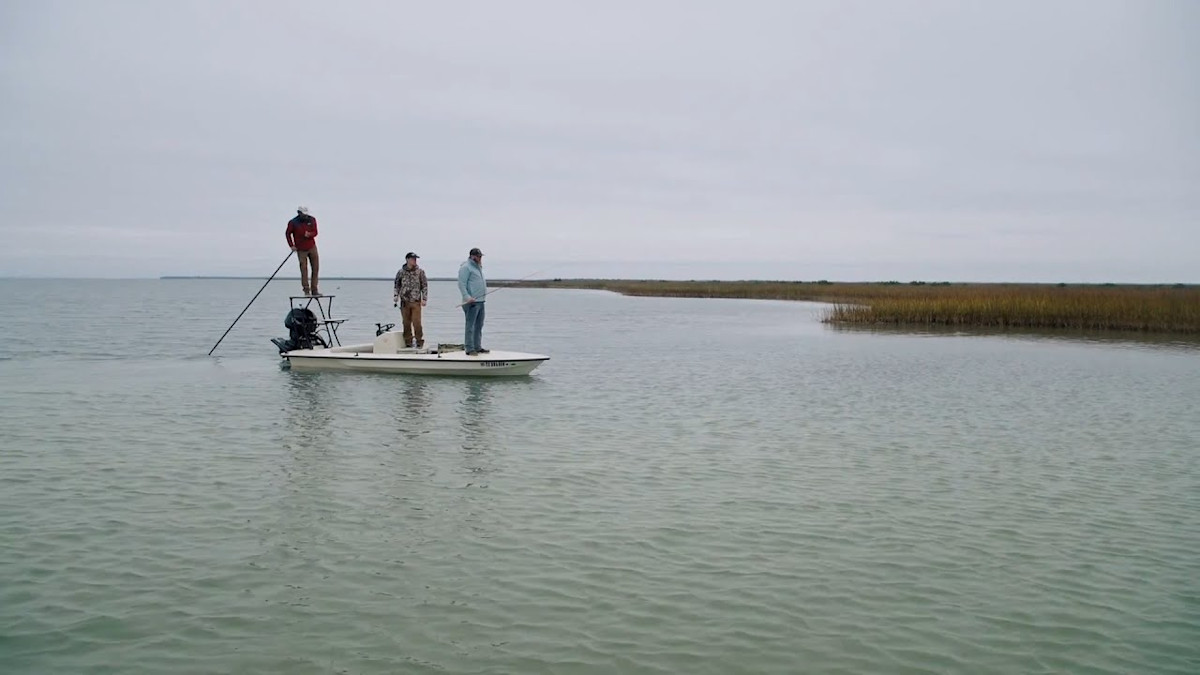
[480,361,515,368]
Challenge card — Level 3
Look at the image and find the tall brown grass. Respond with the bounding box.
[504,280,1200,333]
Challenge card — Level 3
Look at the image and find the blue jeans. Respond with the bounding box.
[462,302,485,352]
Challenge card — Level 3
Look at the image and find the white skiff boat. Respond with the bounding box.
[285,338,549,376]
[271,296,548,377]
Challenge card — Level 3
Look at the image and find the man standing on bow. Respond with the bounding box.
[392,252,429,348]
[457,247,489,356]
[285,206,319,296]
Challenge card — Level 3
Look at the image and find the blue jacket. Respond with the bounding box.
[458,259,487,303]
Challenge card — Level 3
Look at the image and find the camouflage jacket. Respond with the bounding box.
[393,266,428,304]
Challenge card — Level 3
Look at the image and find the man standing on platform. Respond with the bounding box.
[457,247,489,356]
[393,252,429,348]
[285,206,319,296]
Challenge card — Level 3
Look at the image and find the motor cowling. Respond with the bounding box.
[273,308,327,353]
[285,308,318,337]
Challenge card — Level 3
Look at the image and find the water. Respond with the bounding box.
[2,279,1199,674]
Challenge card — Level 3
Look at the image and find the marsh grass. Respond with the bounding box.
[502,280,1200,333]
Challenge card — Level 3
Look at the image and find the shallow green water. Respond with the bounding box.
[2,279,1198,674]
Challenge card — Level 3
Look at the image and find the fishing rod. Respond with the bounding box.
[453,265,556,307]
[208,250,294,355]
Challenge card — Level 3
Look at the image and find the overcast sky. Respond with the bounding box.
[2,0,1196,282]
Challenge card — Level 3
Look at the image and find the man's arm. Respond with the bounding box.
[457,265,471,302]
[308,218,318,239]
[420,270,428,302]
[393,270,403,298]
[285,223,296,248]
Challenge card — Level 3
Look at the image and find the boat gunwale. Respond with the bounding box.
[283,348,549,363]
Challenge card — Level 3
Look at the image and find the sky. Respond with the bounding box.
[1,0,1197,282]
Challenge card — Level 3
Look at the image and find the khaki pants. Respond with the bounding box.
[297,247,319,294]
[401,301,424,346]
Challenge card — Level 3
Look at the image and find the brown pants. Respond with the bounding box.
[297,247,319,293]
[401,301,424,346]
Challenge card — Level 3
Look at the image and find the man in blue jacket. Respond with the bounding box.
[457,247,489,356]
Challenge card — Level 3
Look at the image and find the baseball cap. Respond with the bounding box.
[405,252,419,259]
[469,247,484,256]
[297,206,309,214]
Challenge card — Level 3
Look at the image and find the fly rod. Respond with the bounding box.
[454,266,556,307]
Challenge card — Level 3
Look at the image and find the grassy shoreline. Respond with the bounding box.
[495,279,1200,334]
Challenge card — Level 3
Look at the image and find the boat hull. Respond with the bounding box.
[283,344,548,377]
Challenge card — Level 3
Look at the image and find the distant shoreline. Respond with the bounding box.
[506,279,1200,334]
[157,276,1198,288]
[157,276,1199,334]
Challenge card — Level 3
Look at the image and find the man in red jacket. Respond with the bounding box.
[286,206,320,295]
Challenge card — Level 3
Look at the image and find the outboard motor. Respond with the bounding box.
[271,307,327,353]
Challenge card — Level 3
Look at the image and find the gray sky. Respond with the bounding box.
[2,0,1197,282]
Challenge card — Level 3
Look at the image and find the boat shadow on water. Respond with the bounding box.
[826,323,1200,353]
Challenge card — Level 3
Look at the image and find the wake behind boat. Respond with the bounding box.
[270,295,548,377]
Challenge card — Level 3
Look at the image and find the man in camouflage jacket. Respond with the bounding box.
[393,252,429,348]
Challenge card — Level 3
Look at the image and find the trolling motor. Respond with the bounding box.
[271,307,328,354]
[375,322,395,336]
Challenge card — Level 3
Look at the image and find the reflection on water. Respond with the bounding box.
[458,380,491,453]
[401,378,432,415]
[454,377,542,450]
[274,371,343,553]
[828,322,1200,352]
[392,377,434,439]
[283,370,336,445]
[454,378,545,484]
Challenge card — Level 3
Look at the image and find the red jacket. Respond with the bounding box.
[286,215,318,251]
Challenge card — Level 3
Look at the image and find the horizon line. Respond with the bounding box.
[0,276,1195,286]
